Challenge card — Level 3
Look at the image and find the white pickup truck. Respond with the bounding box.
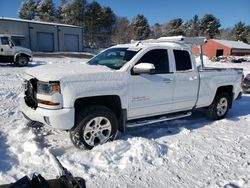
[0,34,32,66]
[20,36,243,149]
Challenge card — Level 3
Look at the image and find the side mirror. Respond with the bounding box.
[133,63,155,74]
[9,41,13,48]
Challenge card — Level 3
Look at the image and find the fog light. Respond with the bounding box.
[43,116,51,125]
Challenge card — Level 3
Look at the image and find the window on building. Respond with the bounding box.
[137,49,169,74]
[173,50,192,71]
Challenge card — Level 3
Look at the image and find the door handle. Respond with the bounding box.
[0,48,3,52]
[163,78,173,83]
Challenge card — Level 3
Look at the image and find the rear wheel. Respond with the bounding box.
[16,56,28,67]
[70,105,118,149]
[206,92,230,120]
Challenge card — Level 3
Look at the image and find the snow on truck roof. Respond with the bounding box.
[212,39,250,50]
[132,36,207,46]
[115,36,206,49]
[114,42,185,50]
[0,17,83,28]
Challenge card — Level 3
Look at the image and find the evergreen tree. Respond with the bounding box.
[71,0,87,25]
[190,15,199,37]
[182,20,192,37]
[150,23,162,39]
[163,18,184,36]
[35,0,57,22]
[60,1,72,24]
[112,17,131,44]
[56,0,66,22]
[130,14,150,40]
[60,0,87,25]
[99,6,116,47]
[18,0,36,20]
[199,14,221,39]
[246,25,250,44]
[85,1,103,46]
[231,21,248,43]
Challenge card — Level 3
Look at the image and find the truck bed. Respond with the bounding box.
[196,66,243,108]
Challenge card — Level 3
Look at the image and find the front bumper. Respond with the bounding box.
[242,86,250,93]
[20,95,75,130]
[29,56,33,62]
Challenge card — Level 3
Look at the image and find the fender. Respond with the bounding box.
[14,53,32,62]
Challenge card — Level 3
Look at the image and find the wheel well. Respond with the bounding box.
[19,53,31,58]
[15,53,30,62]
[74,95,124,129]
[215,85,233,108]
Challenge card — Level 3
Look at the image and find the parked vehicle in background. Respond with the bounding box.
[0,34,32,66]
[243,74,250,93]
[20,36,243,149]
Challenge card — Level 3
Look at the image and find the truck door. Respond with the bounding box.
[128,49,174,119]
[172,49,199,111]
[0,37,15,62]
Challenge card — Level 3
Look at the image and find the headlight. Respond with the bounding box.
[37,81,60,95]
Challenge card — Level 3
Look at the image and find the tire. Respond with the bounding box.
[206,92,230,120]
[16,56,28,67]
[70,105,118,149]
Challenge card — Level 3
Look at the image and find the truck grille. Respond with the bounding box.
[24,78,38,109]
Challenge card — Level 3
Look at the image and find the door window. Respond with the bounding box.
[1,37,9,45]
[173,50,192,71]
[137,49,169,74]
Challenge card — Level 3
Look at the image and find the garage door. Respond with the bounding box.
[37,32,54,52]
[64,34,79,52]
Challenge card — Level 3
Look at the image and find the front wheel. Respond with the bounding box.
[70,105,118,149]
[206,92,230,120]
[16,56,28,67]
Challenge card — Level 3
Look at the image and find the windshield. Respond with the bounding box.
[88,48,140,70]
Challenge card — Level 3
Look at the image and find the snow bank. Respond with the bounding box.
[59,137,167,175]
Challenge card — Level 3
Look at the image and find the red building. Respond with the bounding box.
[193,39,250,58]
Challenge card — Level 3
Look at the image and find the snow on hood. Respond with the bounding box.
[15,46,32,54]
[24,62,119,82]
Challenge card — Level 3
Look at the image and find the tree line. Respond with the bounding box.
[19,0,250,48]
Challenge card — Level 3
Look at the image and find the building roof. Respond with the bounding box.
[212,39,250,50]
[0,17,82,29]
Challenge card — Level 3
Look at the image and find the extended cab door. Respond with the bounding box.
[128,48,174,119]
[172,49,199,111]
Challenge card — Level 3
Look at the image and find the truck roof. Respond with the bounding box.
[0,34,11,37]
[114,42,187,50]
[113,36,207,50]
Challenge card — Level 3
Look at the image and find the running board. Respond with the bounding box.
[126,111,192,128]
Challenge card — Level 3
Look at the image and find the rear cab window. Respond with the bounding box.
[173,50,193,71]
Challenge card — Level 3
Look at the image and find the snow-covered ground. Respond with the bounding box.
[0,57,250,188]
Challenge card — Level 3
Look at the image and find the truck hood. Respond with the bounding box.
[24,62,122,82]
[15,46,32,55]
